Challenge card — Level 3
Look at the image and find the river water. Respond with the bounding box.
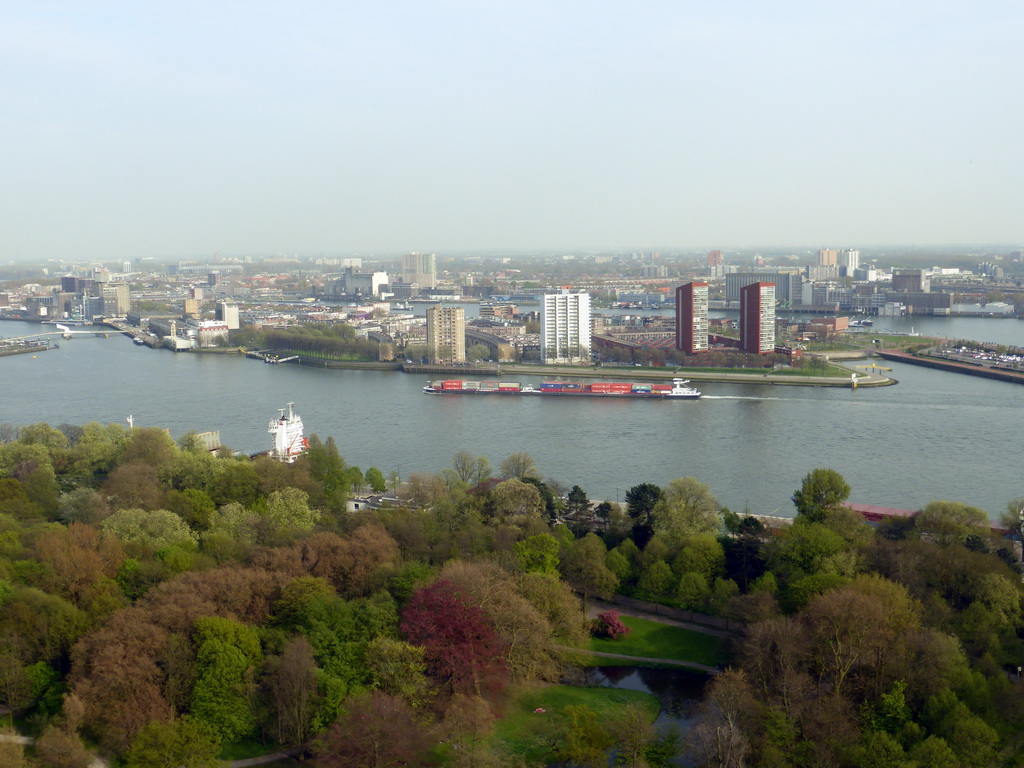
[1,317,1022,518]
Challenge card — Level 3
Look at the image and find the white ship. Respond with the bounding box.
[268,403,308,462]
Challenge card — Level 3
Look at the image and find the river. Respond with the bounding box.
[1,317,1022,518]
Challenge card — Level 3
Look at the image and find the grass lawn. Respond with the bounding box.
[588,615,730,667]
[494,683,659,765]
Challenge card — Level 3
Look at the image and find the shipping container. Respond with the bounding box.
[480,382,500,390]
[498,383,520,390]
[463,381,481,389]
[540,383,563,390]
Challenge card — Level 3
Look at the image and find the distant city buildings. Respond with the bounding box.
[675,282,709,355]
[541,291,591,364]
[331,267,390,298]
[892,269,930,293]
[818,248,838,266]
[426,305,465,364]
[402,252,436,290]
[840,249,860,274]
[740,282,776,353]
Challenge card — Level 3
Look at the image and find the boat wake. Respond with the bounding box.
[701,395,792,401]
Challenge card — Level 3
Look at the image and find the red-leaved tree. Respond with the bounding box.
[400,579,508,698]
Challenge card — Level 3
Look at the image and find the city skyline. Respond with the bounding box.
[2,1,1022,262]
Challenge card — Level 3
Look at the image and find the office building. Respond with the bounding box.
[403,252,436,290]
[675,282,709,355]
[707,250,724,267]
[818,249,838,266]
[740,282,776,354]
[426,305,465,364]
[541,291,591,364]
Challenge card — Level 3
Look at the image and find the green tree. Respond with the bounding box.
[654,476,720,539]
[637,560,674,596]
[101,508,199,550]
[190,617,263,742]
[364,637,430,708]
[915,500,989,546]
[514,533,561,574]
[125,717,223,768]
[625,483,662,524]
[365,467,387,493]
[557,705,614,767]
[792,468,851,523]
[263,488,320,538]
[562,534,618,606]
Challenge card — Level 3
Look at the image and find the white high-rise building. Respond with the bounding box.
[402,252,436,289]
[840,249,860,273]
[541,291,591,364]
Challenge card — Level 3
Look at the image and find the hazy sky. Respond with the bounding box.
[3,1,1022,261]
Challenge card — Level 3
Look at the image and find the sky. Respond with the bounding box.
[2,1,1022,261]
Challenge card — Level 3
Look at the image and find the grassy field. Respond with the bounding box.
[493,683,659,764]
[588,615,731,667]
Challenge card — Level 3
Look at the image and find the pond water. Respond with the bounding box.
[581,666,709,730]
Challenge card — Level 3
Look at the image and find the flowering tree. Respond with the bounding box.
[592,610,631,640]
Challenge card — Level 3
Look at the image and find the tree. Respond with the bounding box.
[915,500,989,546]
[514,533,560,574]
[125,717,222,768]
[101,508,199,550]
[557,705,614,767]
[654,477,720,539]
[364,637,430,708]
[452,450,491,487]
[365,467,387,493]
[442,694,495,767]
[499,452,538,481]
[263,487,320,539]
[33,724,93,768]
[637,560,674,596]
[792,469,851,523]
[316,691,435,768]
[489,479,545,522]
[566,485,590,518]
[562,533,619,607]
[120,427,178,468]
[266,635,319,748]
[592,610,630,640]
[190,616,263,742]
[625,483,662,524]
[400,579,507,697]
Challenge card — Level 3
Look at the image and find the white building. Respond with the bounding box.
[541,291,591,364]
[216,301,240,330]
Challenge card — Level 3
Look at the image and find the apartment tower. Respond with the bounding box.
[675,282,709,355]
[541,291,591,364]
[739,282,776,354]
[426,305,465,364]
[402,252,437,290]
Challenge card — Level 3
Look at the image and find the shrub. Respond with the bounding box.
[592,610,631,640]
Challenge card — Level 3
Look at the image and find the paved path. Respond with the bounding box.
[586,598,733,639]
[558,645,721,675]
[230,753,298,767]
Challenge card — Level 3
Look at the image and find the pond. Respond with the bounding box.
[580,666,710,730]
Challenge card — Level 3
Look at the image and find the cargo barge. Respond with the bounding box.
[423,377,701,399]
